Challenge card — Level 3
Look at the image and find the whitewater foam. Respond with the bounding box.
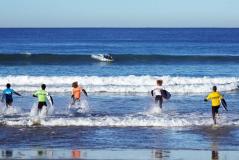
[0,102,21,115]
[2,112,239,127]
[0,75,238,93]
[68,96,90,114]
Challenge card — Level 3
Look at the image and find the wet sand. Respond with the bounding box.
[1,149,239,159]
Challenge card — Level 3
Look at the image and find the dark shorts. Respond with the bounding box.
[5,98,13,105]
[155,95,162,101]
[38,102,47,110]
[155,95,163,108]
[212,105,220,117]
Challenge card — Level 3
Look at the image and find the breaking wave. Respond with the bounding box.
[0,75,238,93]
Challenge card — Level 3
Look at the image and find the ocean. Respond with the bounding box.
[0,28,239,159]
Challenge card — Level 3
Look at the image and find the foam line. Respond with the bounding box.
[0,75,238,93]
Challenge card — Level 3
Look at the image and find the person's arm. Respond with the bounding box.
[71,88,74,97]
[82,89,88,96]
[204,94,211,101]
[151,90,154,96]
[71,89,74,98]
[33,91,38,98]
[13,91,21,96]
[219,93,224,100]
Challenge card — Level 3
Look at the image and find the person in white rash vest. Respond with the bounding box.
[151,80,164,108]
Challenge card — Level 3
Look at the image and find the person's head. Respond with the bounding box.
[72,81,78,88]
[41,84,46,90]
[212,86,217,92]
[6,83,11,88]
[157,80,163,86]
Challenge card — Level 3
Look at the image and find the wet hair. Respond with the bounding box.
[157,80,163,86]
[6,83,11,88]
[41,84,46,90]
[72,81,78,88]
[212,86,217,91]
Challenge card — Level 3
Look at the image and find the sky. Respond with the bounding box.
[0,0,239,28]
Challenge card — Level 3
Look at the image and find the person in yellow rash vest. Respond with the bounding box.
[33,84,53,114]
[204,86,223,125]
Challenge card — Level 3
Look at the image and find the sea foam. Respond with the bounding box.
[0,75,238,93]
[3,112,238,127]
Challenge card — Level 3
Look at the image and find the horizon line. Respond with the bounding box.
[0,27,239,29]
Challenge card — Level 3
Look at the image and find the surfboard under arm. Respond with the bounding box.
[160,90,171,100]
[221,99,228,111]
[47,96,54,105]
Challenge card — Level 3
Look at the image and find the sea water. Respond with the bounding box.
[0,28,239,158]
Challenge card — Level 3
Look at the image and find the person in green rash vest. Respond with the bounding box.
[33,84,53,113]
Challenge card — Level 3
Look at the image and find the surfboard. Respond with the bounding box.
[221,99,228,111]
[160,90,171,100]
[46,95,54,115]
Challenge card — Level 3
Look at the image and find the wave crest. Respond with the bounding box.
[0,75,238,93]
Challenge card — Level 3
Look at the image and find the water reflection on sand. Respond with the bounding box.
[0,149,238,159]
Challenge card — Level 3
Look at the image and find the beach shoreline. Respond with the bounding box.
[1,148,239,159]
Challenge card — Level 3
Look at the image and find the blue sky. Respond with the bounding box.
[0,0,238,27]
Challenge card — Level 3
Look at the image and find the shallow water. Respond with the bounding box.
[0,28,239,157]
[0,93,239,151]
[1,149,239,160]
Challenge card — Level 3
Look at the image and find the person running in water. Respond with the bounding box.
[71,81,88,105]
[1,83,21,107]
[204,86,223,125]
[33,84,53,113]
[151,80,164,108]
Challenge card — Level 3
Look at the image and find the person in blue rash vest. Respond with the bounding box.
[1,83,21,107]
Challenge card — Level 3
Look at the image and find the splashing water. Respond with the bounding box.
[146,103,162,114]
[30,101,55,118]
[0,102,21,115]
[68,96,90,114]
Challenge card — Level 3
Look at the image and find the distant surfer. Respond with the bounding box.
[1,83,21,107]
[204,86,223,125]
[91,54,114,62]
[151,80,164,108]
[33,84,53,114]
[103,54,113,60]
[71,81,88,105]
